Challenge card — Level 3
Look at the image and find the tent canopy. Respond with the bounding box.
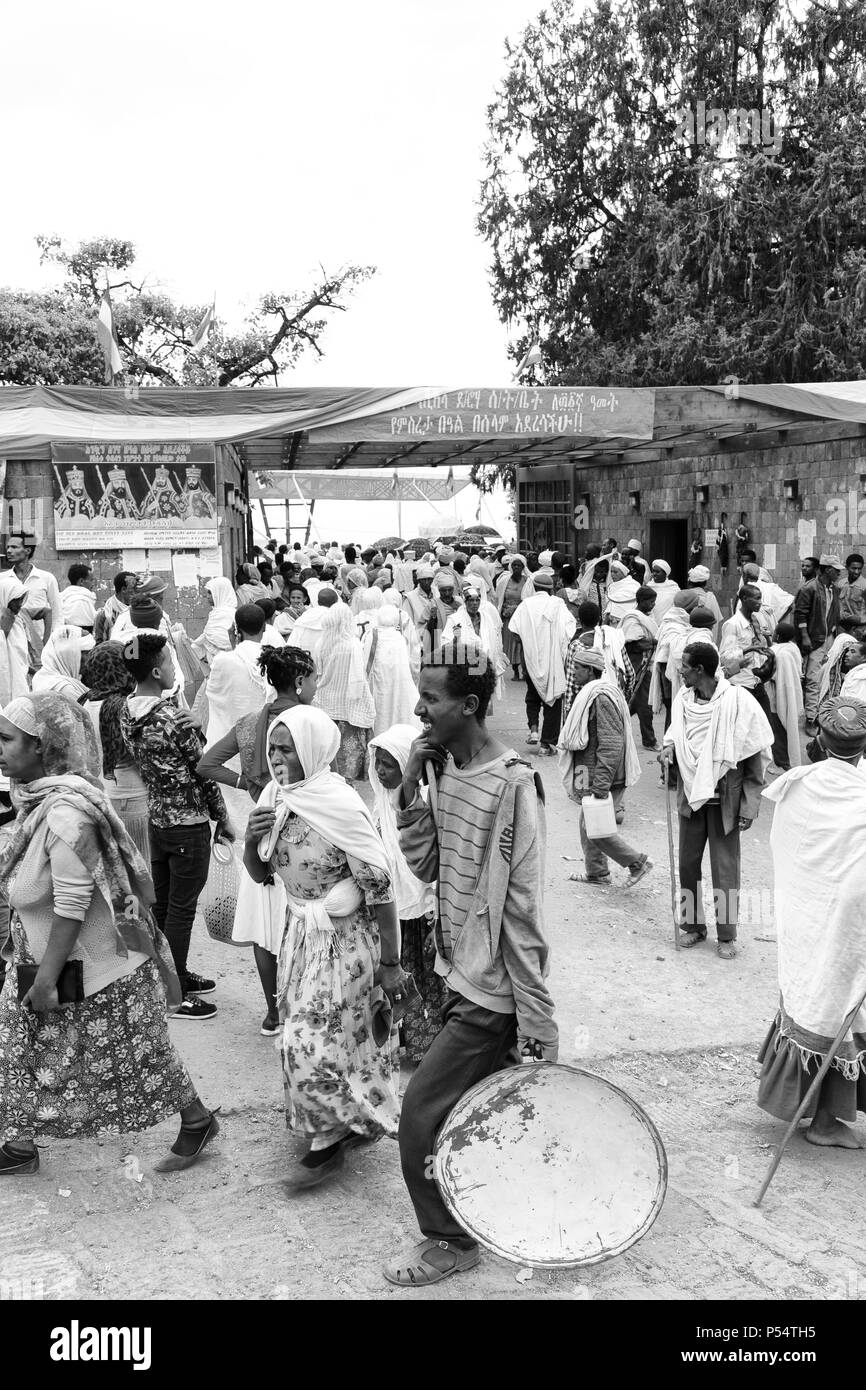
[2,381,866,470]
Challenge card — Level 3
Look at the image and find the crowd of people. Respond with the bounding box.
[0,527,864,1282]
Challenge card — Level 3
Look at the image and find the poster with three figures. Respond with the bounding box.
[51,441,219,549]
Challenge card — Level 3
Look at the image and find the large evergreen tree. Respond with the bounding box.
[478,0,866,388]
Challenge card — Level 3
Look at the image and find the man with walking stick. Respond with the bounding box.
[659,643,772,960]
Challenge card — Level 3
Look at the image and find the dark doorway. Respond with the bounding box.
[649,518,689,586]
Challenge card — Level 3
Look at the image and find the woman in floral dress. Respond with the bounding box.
[244,705,408,1191]
[0,691,219,1175]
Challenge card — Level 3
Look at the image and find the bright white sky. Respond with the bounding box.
[2,0,547,542]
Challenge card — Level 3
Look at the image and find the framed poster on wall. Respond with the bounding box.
[51,441,218,550]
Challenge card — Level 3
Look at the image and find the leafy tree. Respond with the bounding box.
[478,0,866,391]
[0,235,374,387]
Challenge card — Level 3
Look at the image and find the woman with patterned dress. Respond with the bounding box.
[196,646,318,1036]
[0,692,219,1176]
[244,706,407,1191]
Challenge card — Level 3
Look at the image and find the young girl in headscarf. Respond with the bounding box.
[368,725,444,1065]
[31,626,94,702]
[0,691,219,1175]
[196,645,318,1036]
[243,706,404,1190]
[190,577,237,666]
[315,604,375,782]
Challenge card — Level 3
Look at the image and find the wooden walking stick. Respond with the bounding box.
[753,987,866,1207]
[663,759,681,953]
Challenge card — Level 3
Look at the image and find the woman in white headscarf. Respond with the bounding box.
[345,567,370,612]
[603,560,641,625]
[368,724,443,1065]
[354,586,385,642]
[363,605,422,736]
[381,587,422,681]
[314,602,375,781]
[466,554,493,597]
[31,625,95,701]
[190,577,238,666]
[442,583,507,698]
[243,706,403,1190]
[648,560,680,620]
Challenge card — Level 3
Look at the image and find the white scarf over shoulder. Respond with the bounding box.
[762,760,866,1076]
[558,675,642,790]
[665,675,772,809]
[509,592,576,702]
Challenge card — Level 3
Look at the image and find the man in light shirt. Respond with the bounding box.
[719,584,774,719]
[5,534,61,648]
[59,562,98,632]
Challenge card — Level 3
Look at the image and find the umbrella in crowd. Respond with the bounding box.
[372,536,405,551]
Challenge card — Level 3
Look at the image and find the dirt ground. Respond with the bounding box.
[1,678,863,1303]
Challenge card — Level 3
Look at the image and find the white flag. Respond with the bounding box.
[189,298,216,355]
[96,289,123,382]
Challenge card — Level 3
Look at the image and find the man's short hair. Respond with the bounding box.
[741,548,757,563]
[740,584,761,603]
[429,641,497,723]
[113,570,136,595]
[561,564,577,586]
[67,562,91,586]
[122,631,167,681]
[256,597,276,621]
[577,600,600,627]
[635,585,656,603]
[235,602,266,636]
[317,588,339,607]
[845,553,864,566]
[683,642,719,677]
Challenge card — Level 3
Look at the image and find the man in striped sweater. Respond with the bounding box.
[384,639,558,1287]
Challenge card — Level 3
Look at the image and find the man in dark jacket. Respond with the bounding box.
[795,553,843,732]
[560,647,652,887]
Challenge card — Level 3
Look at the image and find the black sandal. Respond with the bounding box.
[0,1142,39,1175]
[153,1108,221,1173]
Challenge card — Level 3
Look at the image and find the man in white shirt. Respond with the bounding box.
[289,588,340,663]
[719,584,775,719]
[5,535,61,647]
[204,603,272,747]
[59,562,98,631]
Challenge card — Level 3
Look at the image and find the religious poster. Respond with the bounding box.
[51,442,218,550]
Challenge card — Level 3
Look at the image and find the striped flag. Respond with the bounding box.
[189,297,216,355]
[97,289,123,382]
[514,340,542,376]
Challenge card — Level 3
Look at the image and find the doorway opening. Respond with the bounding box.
[648,518,689,587]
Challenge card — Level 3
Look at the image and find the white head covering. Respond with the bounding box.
[538,549,554,567]
[259,706,389,874]
[651,559,671,577]
[2,696,38,736]
[627,539,642,552]
[32,625,95,700]
[367,606,421,735]
[688,565,710,582]
[416,564,435,581]
[199,576,238,658]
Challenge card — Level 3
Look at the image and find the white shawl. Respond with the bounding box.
[442,602,507,694]
[558,675,642,790]
[665,675,772,809]
[762,759,866,1075]
[191,577,237,663]
[767,642,804,766]
[365,608,422,736]
[204,640,271,747]
[508,592,576,703]
[841,663,866,700]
